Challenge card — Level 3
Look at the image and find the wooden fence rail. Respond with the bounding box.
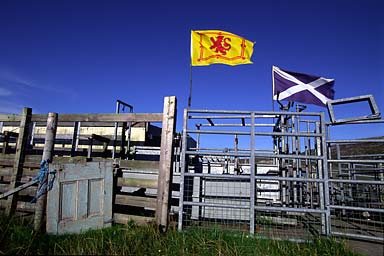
[0,96,177,232]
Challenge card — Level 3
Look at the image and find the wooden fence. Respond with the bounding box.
[0,96,176,232]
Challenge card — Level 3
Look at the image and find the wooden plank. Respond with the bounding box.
[0,120,147,128]
[0,167,14,176]
[0,200,35,212]
[0,175,36,183]
[0,179,38,199]
[117,177,158,189]
[70,121,80,157]
[156,96,177,231]
[34,112,58,231]
[0,167,37,177]
[0,183,37,196]
[115,194,157,209]
[0,154,44,166]
[5,108,32,216]
[0,114,22,122]
[31,113,163,123]
[0,155,92,168]
[113,213,154,225]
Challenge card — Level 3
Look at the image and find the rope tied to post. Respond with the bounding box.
[31,160,56,203]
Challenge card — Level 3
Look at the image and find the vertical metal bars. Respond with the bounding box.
[178,109,331,241]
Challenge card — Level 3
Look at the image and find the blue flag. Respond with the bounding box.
[272,66,335,107]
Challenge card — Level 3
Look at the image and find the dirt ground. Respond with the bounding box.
[345,239,383,256]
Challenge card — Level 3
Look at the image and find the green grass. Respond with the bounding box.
[0,215,358,255]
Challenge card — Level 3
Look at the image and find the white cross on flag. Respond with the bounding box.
[272,66,335,107]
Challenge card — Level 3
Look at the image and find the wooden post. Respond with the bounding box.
[2,132,9,155]
[156,96,176,232]
[34,112,58,231]
[70,121,80,157]
[120,122,127,159]
[5,107,32,216]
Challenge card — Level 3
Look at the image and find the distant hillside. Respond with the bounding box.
[329,136,384,159]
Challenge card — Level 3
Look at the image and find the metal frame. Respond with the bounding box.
[326,118,384,242]
[178,109,330,239]
[112,100,134,159]
[326,94,381,124]
[178,107,384,243]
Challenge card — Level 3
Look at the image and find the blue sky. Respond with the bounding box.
[0,0,383,139]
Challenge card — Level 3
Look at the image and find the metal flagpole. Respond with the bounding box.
[272,66,275,112]
[188,63,192,108]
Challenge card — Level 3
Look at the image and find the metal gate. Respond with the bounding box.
[178,109,330,241]
[326,123,384,242]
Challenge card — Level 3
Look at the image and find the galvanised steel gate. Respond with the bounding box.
[178,109,331,241]
[326,120,384,243]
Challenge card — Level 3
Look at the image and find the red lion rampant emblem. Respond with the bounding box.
[209,35,231,55]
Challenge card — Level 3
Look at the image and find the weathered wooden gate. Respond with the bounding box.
[46,161,113,234]
[0,96,176,232]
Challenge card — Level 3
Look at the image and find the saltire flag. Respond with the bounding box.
[191,30,254,66]
[272,66,335,107]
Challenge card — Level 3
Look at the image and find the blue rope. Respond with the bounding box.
[31,160,56,203]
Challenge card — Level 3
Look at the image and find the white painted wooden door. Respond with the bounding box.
[46,161,113,234]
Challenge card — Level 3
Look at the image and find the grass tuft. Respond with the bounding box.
[0,215,358,255]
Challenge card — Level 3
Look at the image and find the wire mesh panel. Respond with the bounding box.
[327,132,384,242]
[178,109,329,241]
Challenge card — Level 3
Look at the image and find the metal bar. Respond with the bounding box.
[187,130,250,135]
[184,172,328,182]
[178,109,188,232]
[254,206,325,214]
[292,115,298,208]
[320,112,331,236]
[186,150,250,157]
[328,159,384,164]
[341,154,384,158]
[329,179,384,185]
[336,144,345,215]
[326,119,384,125]
[189,115,252,119]
[315,121,326,235]
[190,147,274,152]
[206,118,214,126]
[250,112,256,236]
[329,205,384,213]
[280,115,287,206]
[331,232,384,242]
[183,201,250,209]
[256,176,325,182]
[327,139,384,143]
[186,150,324,160]
[197,123,275,127]
[187,129,323,138]
[187,109,322,116]
[184,172,250,179]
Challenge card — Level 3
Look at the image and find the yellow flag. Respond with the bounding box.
[191,30,254,66]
